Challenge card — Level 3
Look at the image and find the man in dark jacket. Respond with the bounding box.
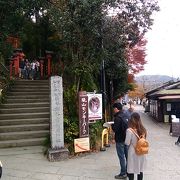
[111,102,128,179]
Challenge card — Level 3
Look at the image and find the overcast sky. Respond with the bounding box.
[138,0,180,78]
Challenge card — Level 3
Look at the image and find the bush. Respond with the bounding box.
[89,121,104,151]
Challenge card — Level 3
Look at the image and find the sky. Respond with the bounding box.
[138,0,180,78]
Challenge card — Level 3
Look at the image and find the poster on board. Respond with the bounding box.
[74,137,90,153]
[167,103,171,111]
[87,93,102,120]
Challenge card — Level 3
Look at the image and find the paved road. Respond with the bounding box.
[0,105,179,180]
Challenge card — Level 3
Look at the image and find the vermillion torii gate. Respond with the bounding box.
[9,49,54,79]
[10,49,25,79]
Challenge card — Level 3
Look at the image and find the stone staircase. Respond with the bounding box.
[0,80,50,148]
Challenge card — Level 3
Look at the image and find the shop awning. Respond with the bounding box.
[159,95,180,99]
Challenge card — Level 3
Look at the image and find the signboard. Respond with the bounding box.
[164,115,169,123]
[87,93,102,120]
[79,95,89,137]
[74,137,90,153]
[172,122,180,137]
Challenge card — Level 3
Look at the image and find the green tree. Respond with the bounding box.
[47,0,159,95]
[0,0,159,150]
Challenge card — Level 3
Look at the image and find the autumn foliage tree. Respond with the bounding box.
[127,37,148,103]
[127,38,147,82]
[128,84,145,102]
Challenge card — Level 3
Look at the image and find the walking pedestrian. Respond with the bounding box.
[35,59,40,80]
[111,102,128,179]
[175,136,180,145]
[24,59,31,79]
[125,112,147,180]
[30,60,36,80]
[0,160,2,179]
[124,106,134,121]
[19,58,25,79]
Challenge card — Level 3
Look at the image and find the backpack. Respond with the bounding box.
[129,128,149,155]
[118,113,128,139]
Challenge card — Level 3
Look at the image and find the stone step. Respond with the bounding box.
[0,138,46,148]
[12,85,49,89]
[0,124,49,133]
[6,95,49,99]
[6,98,49,103]
[7,92,49,96]
[0,79,50,149]
[0,146,44,155]
[0,102,49,108]
[14,80,49,84]
[0,130,49,141]
[0,118,49,126]
[0,107,49,114]
[10,88,49,92]
[0,112,49,120]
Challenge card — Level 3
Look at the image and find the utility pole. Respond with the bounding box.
[99,18,107,122]
[100,59,106,122]
[109,79,114,120]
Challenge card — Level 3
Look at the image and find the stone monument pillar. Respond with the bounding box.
[48,76,69,161]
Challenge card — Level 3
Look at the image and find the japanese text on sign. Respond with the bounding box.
[79,95,89,137]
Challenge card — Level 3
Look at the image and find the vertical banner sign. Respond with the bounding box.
[87,94,102,121]
[79,95,89,138]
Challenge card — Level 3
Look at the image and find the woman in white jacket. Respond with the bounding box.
[125,112,147,180]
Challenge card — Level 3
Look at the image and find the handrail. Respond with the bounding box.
[0,62,9,74]
[0,62,9,88]
[0,62,10,104]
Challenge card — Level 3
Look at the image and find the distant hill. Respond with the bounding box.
[135,75,176,83]
[135,75,177,91]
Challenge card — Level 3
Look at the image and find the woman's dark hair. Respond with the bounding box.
[128,112,147,137]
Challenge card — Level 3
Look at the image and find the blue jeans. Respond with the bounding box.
[31,69,36,80]
[116,142,128,175]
